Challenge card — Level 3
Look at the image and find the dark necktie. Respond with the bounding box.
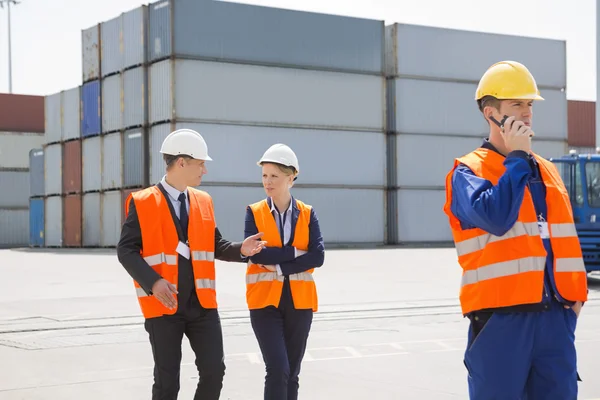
[178,192,188,236]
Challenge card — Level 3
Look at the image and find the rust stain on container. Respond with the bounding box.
[121,187,141,223]
[0,93,45,132]
[568,100,595,147]
[63,194,82,247]
[62,139,82,194]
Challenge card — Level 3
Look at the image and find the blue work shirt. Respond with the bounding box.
[450,139,571,313]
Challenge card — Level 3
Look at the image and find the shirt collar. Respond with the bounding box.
[161,175,187,202]
[269,197,293,214]
[481,138,534,162]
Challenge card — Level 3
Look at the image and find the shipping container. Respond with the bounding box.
[45,196,63,247]
[384,23,566,88]
[29,198,44,247]
[83,192,101,246]
[0,131,44,169]
[150,122,386,186]
[148,0,383,74]
[0,208,28,247]
[81,80,102,137]
[149,59,385,131]
[121,187,140,223]
[0,171,29,207]
[62,140,82,194]
[123,66,147,128]
[149,123,169,184]
[82,136,102,192]
[102,132,123,190]
[63,194,82,247]
[533,139,568,159]
[82,24,101,82]
[0,93,44,133]
[123,129,146,187]
[568,146,598,155]
[123,5,148,69]
[388,78,567,140]
[29,148,44,197]
[101,15,123,77]
[101,74,123,133]
[62,86,81,141]
[44,143,62,195]
[568,100,595,147]
[396,189,451,243]
[45,92,62,144]
[101,190,122,246]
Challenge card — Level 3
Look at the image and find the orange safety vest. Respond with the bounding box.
[443,148,588,315]
[246,199,318,312]
[125,185,217,319]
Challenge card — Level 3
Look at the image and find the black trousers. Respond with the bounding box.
[250,278,313,400]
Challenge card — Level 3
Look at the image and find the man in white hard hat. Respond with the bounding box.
[117,128,267,400]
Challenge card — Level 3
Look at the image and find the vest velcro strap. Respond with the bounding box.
[289,272,314,282]
[246,272,285,284]
[456,222,539,256]
[192,251,215,262]
[550,223,578,238]
[144,252,178,266]
[556,257,586,273]
[461,256,546,287]
[196,278,216,290]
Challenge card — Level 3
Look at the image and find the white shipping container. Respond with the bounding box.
[149,59,385,131]
[45,196,63,247]
[0,171,29,207]
[82,136,102,192]
[101,190,122,246]
[123,66,146,128]
[83,193,101,246]
[82,24,100,82]
[533,139,568,159]
[101,15,123,77]
[0,209,28,247]
[62,87,81,141]
[45,92,62,144]
[0,132,44,169]
[123,5,147,69]
[396,189,451,242]
[150,122,386,187]
[102,74,123,133]
[44,143,62,195]
[102,132,123,190]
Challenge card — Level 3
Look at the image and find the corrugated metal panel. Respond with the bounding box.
[62,140,82,194]
[82,24,101,82]
[0,93,44,133]
[29,148,44,197]
[62,87,81,141]
[45,92,62,144]
[568,146,598,155]
[101,190,122,246]
[121,188,140,223]
[149,123,171,184]
[82,136,102,192]
[101,74,123,133]
[172,122,386,186]
[63,194,82,247]
[0,132,44,169]
[83,192,101,246]
[81,80,102,137]
[29,198,44,247]
[44,143,62,195]
[384,23,566,88]
[533,139,568,159]
[101,15,123,77]
[396,189,451,242]
[150,59,385,130]
[102,132,123,190]
[45,196,63,247]
[0,209,28,247]
[123,66,146,128]
[389,78,567,140]
[148,0,383,74]
[124,129,146,187]
[123,5,147,69]
[568,100,595,147]
[0,171,29,207]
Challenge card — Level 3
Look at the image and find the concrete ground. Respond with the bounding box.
[1,247,600,399]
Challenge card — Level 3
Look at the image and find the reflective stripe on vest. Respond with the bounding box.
[245,269,314,285]
[144,252,178,266]
[192,251,214,262]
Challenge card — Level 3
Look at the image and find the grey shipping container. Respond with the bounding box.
[384,23,566,88]
[149,59,385,131]
[148,0,383,74]
[396,189,451,243]
[123,5,148,69]
[123,129,146,187]
[0,209,28,247]
[533,139,568,159]
[102,74,123,133]
[0,170,29,207]
[148,123,169,184]
[62,86,81,141]
[44,143,62,195]
[101,190,122,246]
[101,15,123,77]
[29,148,44,197]
[102,132,123,190]
[45,195,63,246]
[44,92,62,144]
[0,131,44,169]
[388,78,567,140]
[82,136,102,192]
[150,122,386,187]
[83,192,101,246]
[82,24,101,82]
[123,66,147,128]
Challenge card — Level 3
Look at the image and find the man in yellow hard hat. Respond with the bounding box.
[442,61,588,399]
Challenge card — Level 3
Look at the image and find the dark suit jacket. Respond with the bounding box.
[117,185,243,295]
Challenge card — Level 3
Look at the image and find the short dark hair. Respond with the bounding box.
[477,95,502,113]
[164,154,193,170]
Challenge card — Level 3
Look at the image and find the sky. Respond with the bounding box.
[0,0,596,101]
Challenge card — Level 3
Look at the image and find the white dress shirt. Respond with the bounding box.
[270,197,293,276]
[161,175,189,218]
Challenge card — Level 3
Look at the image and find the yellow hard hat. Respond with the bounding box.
[475,60,544,101]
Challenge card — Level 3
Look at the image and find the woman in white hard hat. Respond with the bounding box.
[243,143,325,400]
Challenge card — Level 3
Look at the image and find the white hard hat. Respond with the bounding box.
[257,143,299,174]
[160,129,212,161]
